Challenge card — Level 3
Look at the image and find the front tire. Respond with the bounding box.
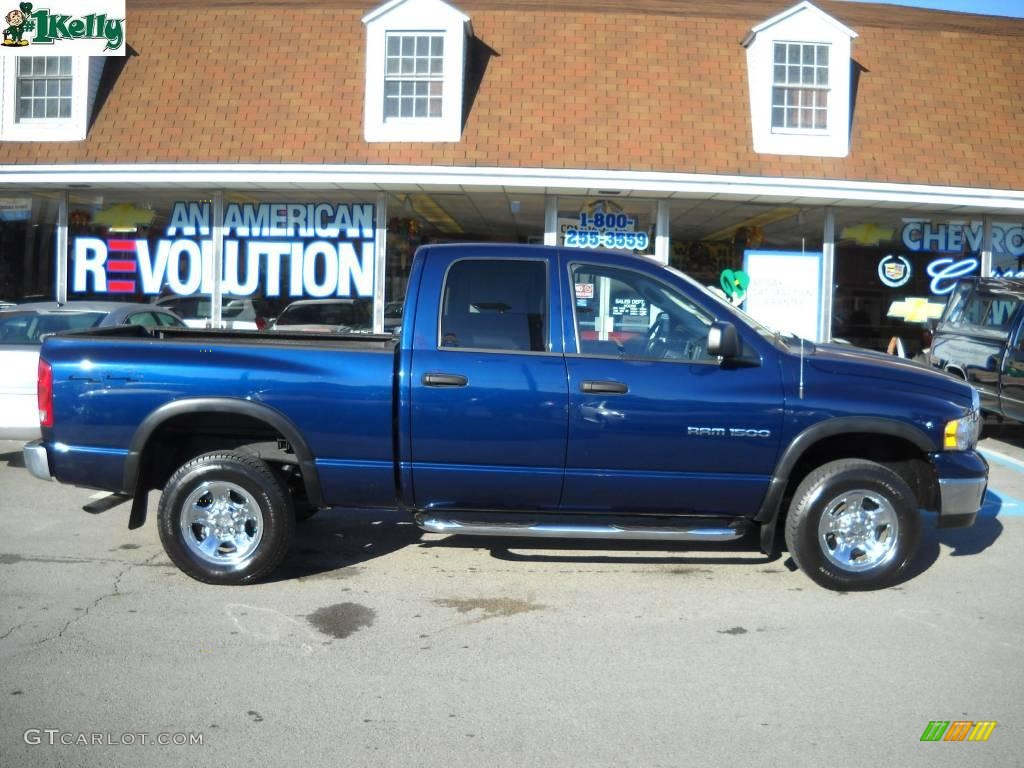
[157,451,295,585]
[784,459,921,591]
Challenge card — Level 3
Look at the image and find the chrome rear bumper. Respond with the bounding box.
[22,441,53,482]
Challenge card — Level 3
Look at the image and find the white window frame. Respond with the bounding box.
[383,31,446,120]
[770,41,830,134]
[744,1,856,158]
[0,54,89,141]
[363,0,470,143]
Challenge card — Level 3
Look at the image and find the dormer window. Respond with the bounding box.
[363,0,471,143]
[16,57,73,121]
[771,42,829,131]
[384,32,445,119]
[1,55,96,141]
[744,2,856,157]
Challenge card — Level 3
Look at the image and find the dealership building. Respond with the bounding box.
[1,0,1023,353]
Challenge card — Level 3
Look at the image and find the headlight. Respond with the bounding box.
[944,389,981,451]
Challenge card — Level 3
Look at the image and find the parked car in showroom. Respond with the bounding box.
[154,295,279,330]
[929,277,1024,420]
[0,301,185,441]
[269,298,373,334]
[383,300,404,334]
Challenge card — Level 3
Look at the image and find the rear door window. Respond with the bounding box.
[155,312,186,327]
[439,260,548,352]
[126,312,161,328]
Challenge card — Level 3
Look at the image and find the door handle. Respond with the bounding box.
[581,380,628,395]
[423,373,468,388]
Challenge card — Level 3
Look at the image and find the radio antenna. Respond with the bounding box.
[799,337,805,400]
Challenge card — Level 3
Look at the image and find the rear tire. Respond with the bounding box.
[784,459,920,591]
[157,451,295,585]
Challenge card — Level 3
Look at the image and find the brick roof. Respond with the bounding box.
[12,0,1024,191]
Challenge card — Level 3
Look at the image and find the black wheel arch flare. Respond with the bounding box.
[122,398,324,528]
[755,416,935,553]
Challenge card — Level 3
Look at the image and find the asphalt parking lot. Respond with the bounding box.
[1,433,1022,768]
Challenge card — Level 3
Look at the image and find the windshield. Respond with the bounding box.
[0,311,106,345]
[664,265,788,348]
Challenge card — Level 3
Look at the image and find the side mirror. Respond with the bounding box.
[707,321,740,359]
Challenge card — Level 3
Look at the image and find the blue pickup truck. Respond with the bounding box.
[23,243,987,590]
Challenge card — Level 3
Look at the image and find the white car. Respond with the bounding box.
[154,296,277,330]
[0,302,185,441]
[269,298,373,334]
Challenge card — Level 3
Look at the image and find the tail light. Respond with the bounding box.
[38,358,53,428]
[255,316,268,331]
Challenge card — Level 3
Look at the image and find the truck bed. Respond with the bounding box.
[42,325,400,508]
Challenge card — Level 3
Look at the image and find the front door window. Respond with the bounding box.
[570,263,714,362]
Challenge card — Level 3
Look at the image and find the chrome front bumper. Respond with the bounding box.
[22,440,53,482]
[937,476,987,528]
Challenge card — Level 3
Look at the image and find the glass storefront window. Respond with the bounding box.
[64,191,378,330]
[0,193,60,304]
[830,211,998,356]
[67,190,216,324]
[557,197,656,257]
[989,219,1024,278]
[28,187,1019,358]
[217,192,377,330]
[384,191,548,308]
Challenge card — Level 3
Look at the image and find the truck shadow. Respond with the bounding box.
[274,512,780,580]
[981,419,1024,446]
[268,500,1002,583]
[894,497,1004,585]
[0,447,26,469]
[270,508,424,582]
[933,493,1005,557]
[422,531,782,567]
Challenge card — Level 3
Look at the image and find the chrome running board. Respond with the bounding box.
[416,515,747,542]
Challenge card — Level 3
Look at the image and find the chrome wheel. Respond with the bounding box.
[179,481,264,568]
[817,490,899,573]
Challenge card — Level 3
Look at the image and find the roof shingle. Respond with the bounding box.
[11,0,1024,191]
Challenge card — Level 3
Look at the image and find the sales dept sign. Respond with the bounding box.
[71,202,376,299]
[1,2,125,54]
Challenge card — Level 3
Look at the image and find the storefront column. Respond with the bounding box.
[820,206,835,342]
[654,200,670,266]
[981,215,993,277]
[373,192,387,334]
[56,190,68,304]
[544,196,559,246]
[210,191,224,328]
